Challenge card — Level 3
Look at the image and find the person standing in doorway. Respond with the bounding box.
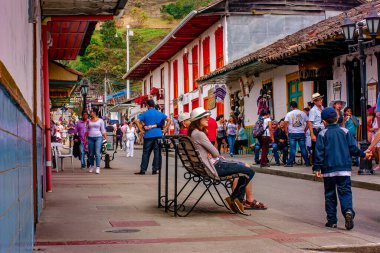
[88,108,107,174]
[74,111,89,169]
[284,101,311,167]
[227,116,238,157]
[309,93,325,169]
[135,99,171,175]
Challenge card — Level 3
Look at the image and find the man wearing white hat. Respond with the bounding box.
[178,112,191,135]
[329,99,346,127]
[309,93,325,167]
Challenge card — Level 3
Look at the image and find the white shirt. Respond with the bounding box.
[126,126,136,140]
[309,105,325,129]
[263,118,271,137]
[285,109,308,134]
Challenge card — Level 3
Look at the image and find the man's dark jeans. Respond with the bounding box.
[214,160,255,201]
[287,133,310,165]
[140,137,161,173]
[324,176,355,224]
[272,143,288,164]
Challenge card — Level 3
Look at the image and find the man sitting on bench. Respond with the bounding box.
[188,107,255,214]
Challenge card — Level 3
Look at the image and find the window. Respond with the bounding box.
[216,102,224,115]
[143,80,147,95]
[183,54,189,93]
[215,26,224,68]
[173,60,178,99]
[183,103,189,113]
[202,37,210,75]
[149,75,153,92]
[192,45,199,90]
[160,68,164,89]
[174,106,178,117]
[192,98,199,110]
[203,97,209,110]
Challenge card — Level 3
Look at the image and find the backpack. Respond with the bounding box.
[116,128,123,137]
[252,118,266,138]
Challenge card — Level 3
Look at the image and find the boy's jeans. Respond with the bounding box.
[324,176,355,224]
[140,137,161,173]
[79,143,86,167]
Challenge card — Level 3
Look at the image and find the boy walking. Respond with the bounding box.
[314,108,370,230]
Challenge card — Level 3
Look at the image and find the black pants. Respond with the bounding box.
[217,137,225,154]
[115,136,123,149]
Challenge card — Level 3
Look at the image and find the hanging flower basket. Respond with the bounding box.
[150,87,159,96]
[134,95,148,106]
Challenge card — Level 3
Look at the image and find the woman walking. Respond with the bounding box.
[87,109,106,174]
[125,121,137,157]
[188,107,255,214]
[216,115,226,154]
[227,116,238,157]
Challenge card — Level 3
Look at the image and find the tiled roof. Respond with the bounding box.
[198,1,378,83]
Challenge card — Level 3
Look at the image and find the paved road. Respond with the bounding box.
[160,152,380,238]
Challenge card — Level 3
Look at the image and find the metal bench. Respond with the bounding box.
[158,135,249,217]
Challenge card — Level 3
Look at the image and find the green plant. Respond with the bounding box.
[160,0,211,20]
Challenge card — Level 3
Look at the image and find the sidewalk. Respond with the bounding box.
[34,150,380,253]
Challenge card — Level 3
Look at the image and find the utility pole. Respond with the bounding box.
[104,71,108,118]
[126,24,133,99]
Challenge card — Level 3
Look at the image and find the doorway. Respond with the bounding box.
[287,72,303,110]
[346,58,362,116]
[313,80,328,108]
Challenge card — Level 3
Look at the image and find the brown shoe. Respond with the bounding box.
[233,199,245,214]
[225,197,238,213]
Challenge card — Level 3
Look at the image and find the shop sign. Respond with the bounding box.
[299,67,333,81]
[208,88,216,110]
[299,60,333,81]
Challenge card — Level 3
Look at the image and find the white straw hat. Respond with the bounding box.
[178,112,191,123]
[190,107,211,122]
[311,93,324,101]
[329,99,346,108]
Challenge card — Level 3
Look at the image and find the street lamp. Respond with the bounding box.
[126,24,133,99]
[80,78,89,114]
[341,10,380,175]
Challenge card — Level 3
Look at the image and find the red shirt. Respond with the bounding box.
[179,128,188,135]
[207,117,217,142]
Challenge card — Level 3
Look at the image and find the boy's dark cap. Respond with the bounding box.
[321,107,337,121]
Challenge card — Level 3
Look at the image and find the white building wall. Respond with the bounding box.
[0,0,35,109]
[243,65,301,126]
[329,46,380,109]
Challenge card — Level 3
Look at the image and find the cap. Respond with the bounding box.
[321,107,337,121]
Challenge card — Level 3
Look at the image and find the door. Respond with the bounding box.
[313,80,328,108]
[346,59,362,116]
[287,73,303,110]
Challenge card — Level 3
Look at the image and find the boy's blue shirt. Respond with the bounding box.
[314,124,365,173]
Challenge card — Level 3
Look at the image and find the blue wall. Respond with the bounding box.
[0,85,40,253]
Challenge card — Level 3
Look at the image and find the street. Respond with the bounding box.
[34,150,380,253]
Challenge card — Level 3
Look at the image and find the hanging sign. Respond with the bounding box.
[208,88,216,110]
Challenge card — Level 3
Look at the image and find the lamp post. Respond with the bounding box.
[80,78,89,114]
[341,10,380,175]
[126,24,133,99]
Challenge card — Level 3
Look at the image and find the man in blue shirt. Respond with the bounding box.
[135,99,171,175]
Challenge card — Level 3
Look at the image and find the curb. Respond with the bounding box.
[252,166,380,192]
[163,153,380,192]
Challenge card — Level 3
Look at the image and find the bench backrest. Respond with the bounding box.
[167,135,219,180]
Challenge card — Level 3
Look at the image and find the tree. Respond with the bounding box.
[100,21,123,48]
[160,0,211,20]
